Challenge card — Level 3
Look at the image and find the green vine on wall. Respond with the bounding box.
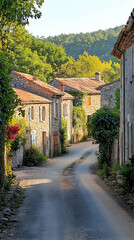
[89,107,120,167]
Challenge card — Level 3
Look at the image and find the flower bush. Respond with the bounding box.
[5,125,20,142]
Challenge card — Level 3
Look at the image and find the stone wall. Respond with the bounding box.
[120,43,134,165]
[12,73,63,157]
[100,80,120,108]
[82,94,101,120]
[14,102,51,158]
[12,146,23,168]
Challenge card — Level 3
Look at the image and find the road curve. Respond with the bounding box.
[8,141,134,240]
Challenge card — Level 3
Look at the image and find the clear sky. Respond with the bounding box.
[26,0,134,38]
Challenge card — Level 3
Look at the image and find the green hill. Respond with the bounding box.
[42,26,123,62]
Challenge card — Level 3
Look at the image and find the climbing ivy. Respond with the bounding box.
[73,106,87,141]
[0,52,19,188]
[89,107,120,167]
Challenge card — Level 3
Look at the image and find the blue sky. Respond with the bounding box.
[26,0,134,37]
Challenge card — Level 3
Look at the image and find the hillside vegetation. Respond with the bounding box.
[42,26,123,62]
[0,25,121,83]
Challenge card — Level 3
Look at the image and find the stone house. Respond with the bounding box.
[49,74,104,122]
[112,8,134,165]
[11,71,74,157]
[12,87,52,167]
[97,79,120,108]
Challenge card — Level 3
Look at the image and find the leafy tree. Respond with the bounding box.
[42,26,123,62]
[0,53,19,188]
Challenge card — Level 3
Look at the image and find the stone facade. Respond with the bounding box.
[12,72,64,158]
[49,78,102,122]
[99,80,120,108]
[111,9,134,165]
[82,94,101,121]
[119,43,134,165]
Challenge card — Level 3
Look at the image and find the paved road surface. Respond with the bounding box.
[8,141,134,240]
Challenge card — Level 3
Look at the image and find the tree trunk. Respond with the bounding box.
[0,126,6,191]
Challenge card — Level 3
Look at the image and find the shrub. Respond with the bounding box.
[119,165,134,192]
[23,145,47,166]
[89,107,120,166]
[60,120,69,153]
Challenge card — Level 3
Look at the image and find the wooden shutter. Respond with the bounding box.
[63,104,65,117]
[66,104,69,116]
[40,106,42,121]
[31,106,35,120]
[88,96,91,106]
[42,106,45,121]
[53,132,58,149]
[42,131,46,154]
[29,106,32,120]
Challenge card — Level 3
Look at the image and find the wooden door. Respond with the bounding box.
[53,132,58,149]
[42,131,46,154]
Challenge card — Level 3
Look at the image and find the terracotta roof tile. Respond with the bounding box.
[13,87,51,104]
[12,71,64,96]
[55,78,104,94]
[112,8,134,59]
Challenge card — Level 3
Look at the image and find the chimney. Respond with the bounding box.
[33,76,38,81]
[60,82,64,92]
[95,72,101,81]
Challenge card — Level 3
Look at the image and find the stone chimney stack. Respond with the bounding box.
[95,72,101,81]
[60,82,64,92]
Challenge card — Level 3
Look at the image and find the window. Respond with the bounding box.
[63,103,69,117]
[29,106,35,120]
[88,96,91,106]
[40,106,47,121]
[31,130,36,145]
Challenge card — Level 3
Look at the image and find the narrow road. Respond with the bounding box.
[8,141,134,240]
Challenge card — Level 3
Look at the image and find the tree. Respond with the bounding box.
[0,0,44,25]
[0,0,44,50]
[0,52,19,188]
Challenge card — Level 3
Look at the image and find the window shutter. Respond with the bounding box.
[88,96,91,106]
[63,104,65,117]
[33,106,35,119]
[29,106,32,120]
[40,106,42,121]
[67,104,69,116]
[45,106,47,120]
[53,101,56,118]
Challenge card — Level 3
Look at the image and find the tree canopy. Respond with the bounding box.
[42,26,123,62]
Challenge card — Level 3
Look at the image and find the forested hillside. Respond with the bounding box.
[42,26,123,62]
[0,25,120,84]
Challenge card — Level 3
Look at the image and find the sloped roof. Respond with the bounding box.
[13,87,51,104]
[96,79,120,90]
[54,78,104,95]
[112,8,134,59]
[12,71,64,96]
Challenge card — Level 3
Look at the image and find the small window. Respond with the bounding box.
[31,130,36,145]
[29,106,35,120]
[40,106,47,121]
[88,96,91,106]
